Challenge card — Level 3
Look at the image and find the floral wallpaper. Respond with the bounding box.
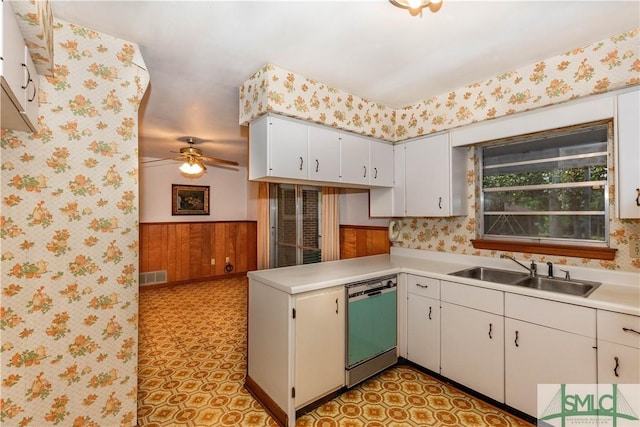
[1,19,149,427]
[239,29,639,142]
[240,28,640,272]
[239,63,397,140]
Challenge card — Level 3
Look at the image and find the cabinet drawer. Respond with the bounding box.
[441,281,503,315]
[505,293,595,338]
[598,310,640,349]
[407,275,439,299]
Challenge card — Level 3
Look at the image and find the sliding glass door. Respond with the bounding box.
[270,184,322,268]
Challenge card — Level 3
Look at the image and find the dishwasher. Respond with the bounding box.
[345,274,397,388]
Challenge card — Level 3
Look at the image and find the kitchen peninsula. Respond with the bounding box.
[246,248,640,427]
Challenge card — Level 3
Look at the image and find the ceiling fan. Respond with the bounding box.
[143,136,239,175]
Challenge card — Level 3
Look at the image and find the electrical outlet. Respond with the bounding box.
[630,240,640,258]
[210,258,215,266]
[225,257,230,264]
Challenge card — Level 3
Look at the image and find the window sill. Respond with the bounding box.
[470,239,617,261]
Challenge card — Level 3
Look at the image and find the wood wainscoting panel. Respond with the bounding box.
[340,225,391,259]
[140,221,257,284]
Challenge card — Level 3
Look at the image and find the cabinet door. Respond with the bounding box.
[294,287,345,408]
[617,89,640,219]
[407,294,439,372]
[598,341,640,385]
[340,133,369,185]
[369,141,394,187]
[21,48,39,130]
[441,302,504,402]
[369,144,405,217]
[1,1,25,102]
[269,116,309,180]
[505,318,597,417]
[404,133,451,216]
[308,125,340,182]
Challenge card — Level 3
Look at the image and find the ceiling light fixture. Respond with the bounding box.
[389,0,443,17]
[179,157,206,175]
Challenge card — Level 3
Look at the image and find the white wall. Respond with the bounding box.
[140,160,384,226]
[140,159,256,222]
[339,188,389,227]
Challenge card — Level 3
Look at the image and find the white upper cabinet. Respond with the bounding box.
[1,0,39,133]
[249,114,336,182]
[249,114,392,188]
[369,141,394,187]
[616,89,640,219]
[268,115,309,180]
[404,133,467,217]
[308,125,341,182]
[340,132,370,186]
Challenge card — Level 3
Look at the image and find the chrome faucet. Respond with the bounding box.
[500,254,537,277]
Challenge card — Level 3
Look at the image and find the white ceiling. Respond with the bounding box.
[51,0,640,167]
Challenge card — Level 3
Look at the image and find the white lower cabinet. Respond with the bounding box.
[597,341,640,385]
[504,293,597,417]
[504,318,597,417]
[596,310,640,385]
[294,286,345,409]
[440,281,504,403]
[406,275,440,372]
[247,279,345,427]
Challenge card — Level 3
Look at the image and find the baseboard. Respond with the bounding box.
[138,272,247,290]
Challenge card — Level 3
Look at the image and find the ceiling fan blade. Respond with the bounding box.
[140,157,175,164]
[200,156,239,166]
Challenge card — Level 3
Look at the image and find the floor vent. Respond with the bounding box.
[140,270,167,286]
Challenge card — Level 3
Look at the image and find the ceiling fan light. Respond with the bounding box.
[389,0,443,16]
[179,160,204,175]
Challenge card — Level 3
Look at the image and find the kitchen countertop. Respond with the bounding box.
[247,249,640,316]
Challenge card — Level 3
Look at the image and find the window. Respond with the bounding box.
[480,122,609,247]
[270,184,322,268]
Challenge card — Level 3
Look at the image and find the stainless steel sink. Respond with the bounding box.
[448,266,528,285]
[448,266,601,297]
[510,276,601,297]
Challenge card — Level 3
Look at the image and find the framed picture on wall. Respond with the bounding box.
[172,184,210,215]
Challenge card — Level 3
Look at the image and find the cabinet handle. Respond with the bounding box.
[21,64,31,90]
[299,157,304,171]
[438,197,442,209]
[363,166,367,178]
[428,306,432,320]
[416,283,428,289]
[515,330,519,347]
[335,298,338,315]
[374,167,378,179]
[614,356,619,377]
[488,323,493,339]
[636,188,640,207]
[623,327,640,335]
[28,84,37,102]
[315,159,319,173]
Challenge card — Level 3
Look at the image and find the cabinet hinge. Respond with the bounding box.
[292,308,296,319]
[292,387,296,398]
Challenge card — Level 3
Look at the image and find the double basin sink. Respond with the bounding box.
[448,266,601,297]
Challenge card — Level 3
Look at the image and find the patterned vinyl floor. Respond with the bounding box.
[138,276,534,427]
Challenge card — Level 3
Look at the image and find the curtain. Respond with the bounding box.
[257,182,270,270]
[321,187,340,262]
